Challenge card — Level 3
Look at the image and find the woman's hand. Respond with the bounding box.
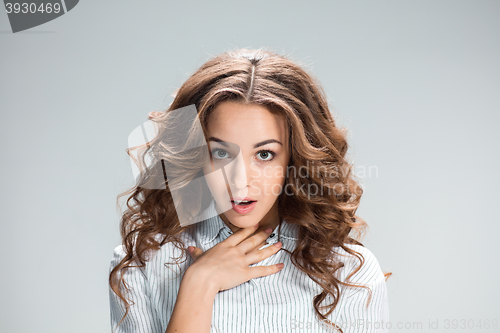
[186,223,284,293]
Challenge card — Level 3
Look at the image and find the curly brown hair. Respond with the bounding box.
[109,48,391,332]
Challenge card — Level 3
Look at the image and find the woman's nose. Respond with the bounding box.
[227,150,249,190]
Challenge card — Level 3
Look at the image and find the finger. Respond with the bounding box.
[247,263,285,280]
[223,222,260,247]
[237,228,274,254]
[245,238,269,255]
[188,246,202,260]
[246,241,282,265]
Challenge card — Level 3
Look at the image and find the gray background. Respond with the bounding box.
[1,1,499,332]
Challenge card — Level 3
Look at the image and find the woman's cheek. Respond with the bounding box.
[249,162,262,177]
[204,172,225,199]
[249,179,262,196]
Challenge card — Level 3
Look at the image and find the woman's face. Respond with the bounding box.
[202,101,290,232]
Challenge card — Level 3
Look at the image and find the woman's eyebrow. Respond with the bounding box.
[208,137,282,148]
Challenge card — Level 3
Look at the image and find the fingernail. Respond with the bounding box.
[265,228,273,233]
[187,246,193,253]
[274,242,282,248]
[277,263,284,268]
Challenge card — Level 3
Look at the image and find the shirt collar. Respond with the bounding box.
[196,199,299,245]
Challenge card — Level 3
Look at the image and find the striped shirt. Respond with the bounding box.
[109,200,389,333]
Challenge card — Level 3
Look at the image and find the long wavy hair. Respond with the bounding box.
[109,48,391,332]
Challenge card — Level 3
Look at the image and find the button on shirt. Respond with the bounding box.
[109,200,390,333]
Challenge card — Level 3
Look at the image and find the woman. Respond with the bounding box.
[109,48,391,333]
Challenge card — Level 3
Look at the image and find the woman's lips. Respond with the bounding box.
[230,200,257,214]
[230,196,256,202]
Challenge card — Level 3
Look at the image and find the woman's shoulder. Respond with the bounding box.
[332,243,386,287]
[109,231,194,272]
[109,243,128,271]
[334,243,380,263]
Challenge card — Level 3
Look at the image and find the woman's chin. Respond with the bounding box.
[224,212,263,229]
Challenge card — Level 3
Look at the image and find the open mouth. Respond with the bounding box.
[231,200,256,206]
[230,200,257,214]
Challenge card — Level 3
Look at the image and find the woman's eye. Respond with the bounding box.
[211,149,230,160]
[211,148,275,162]
[257,150,275,162]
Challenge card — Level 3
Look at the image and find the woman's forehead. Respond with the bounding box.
[207,101,288,145]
